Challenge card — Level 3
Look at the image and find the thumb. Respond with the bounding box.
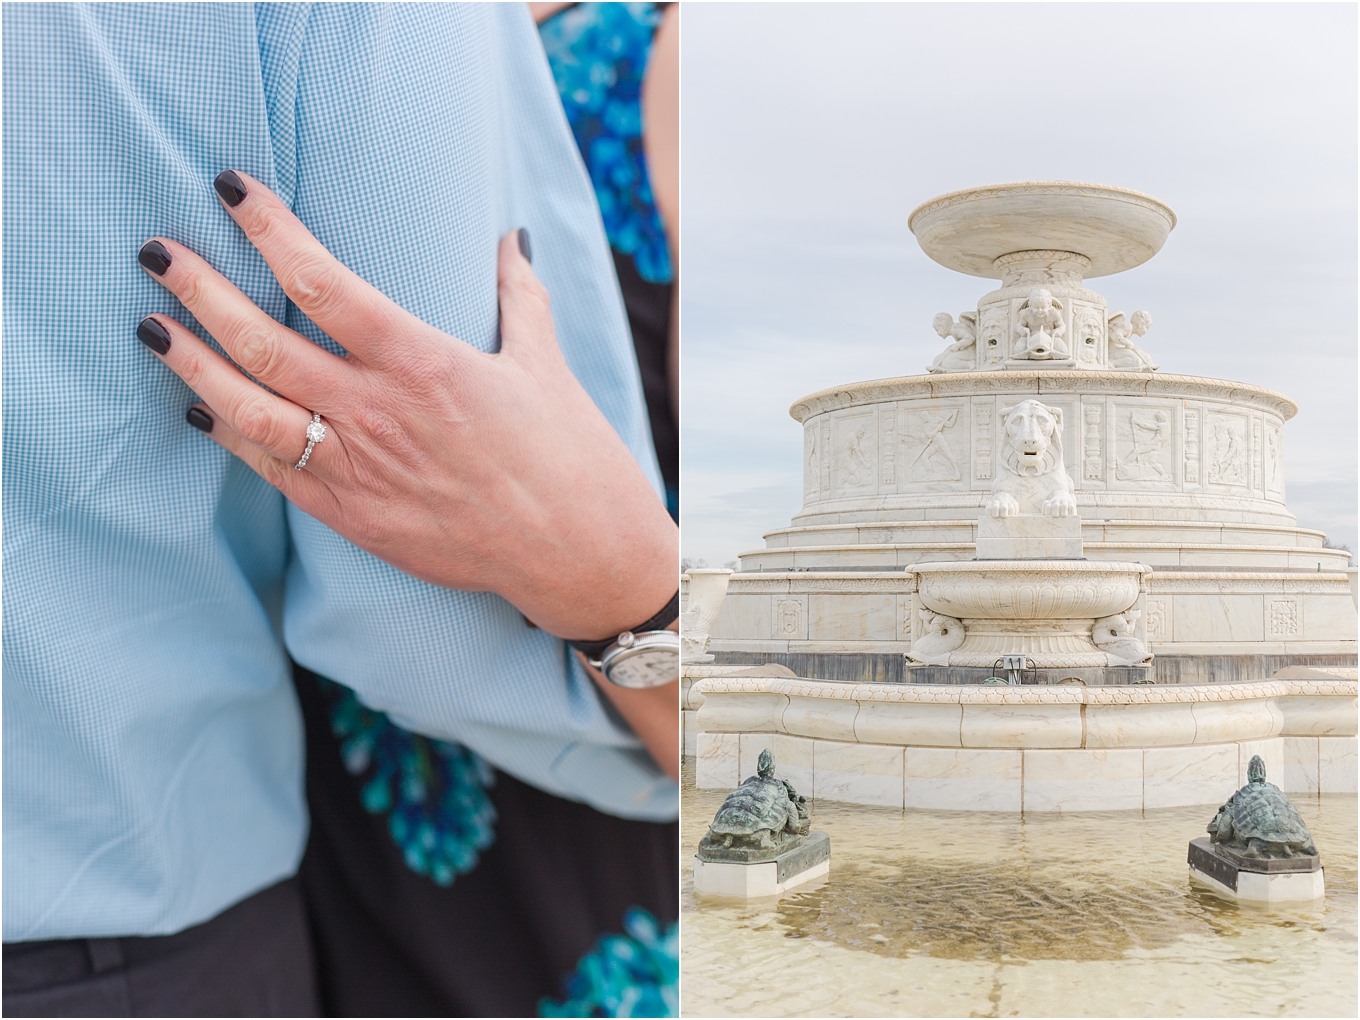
[497,228,559,361]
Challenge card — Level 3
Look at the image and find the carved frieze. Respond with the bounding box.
[1205,411,1249,488]
[1145,597,1169,642]
[973,400,994,481]
[774,597,807,640]
[1083,404,1103,481]
[1267,597,1301,638]
[804,423,820,498]
[1265,421,1283,495]
[1072,303,1104,364]
[835,413,877,493]
[902,407,962,482]
[1114,405,1174,483]
[1184,408,1200,485]
[880,407,897,486]
[977,305,1008,366]
[1251,418,1263,493]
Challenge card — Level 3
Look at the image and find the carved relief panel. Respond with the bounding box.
[1112,402,1176,487]
[898,402,967,488]
[1251,418,1263,494]
[1145,597,1169,643]
[1264,419,1284,498]
[971,397,995,487]
[1204,409,1250,490]
[879,406,898,487]
[804,421,821,499]
[1071,302,1105,365]
[1267,596,1302,639]
[1082,403,1104,483]
[834,412,878,496]
[772,595,808,641]
[976,304,1008,367]
[1183,406,1201,487]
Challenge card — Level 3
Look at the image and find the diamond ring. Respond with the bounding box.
[294,412,326,471]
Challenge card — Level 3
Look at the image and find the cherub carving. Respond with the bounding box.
[1012,288,1068,360]
[1106,310,1157,371]
[927,312,977,373]
[985,399,1078,517]
[906,609,966,666]
[1092,609,1152,665]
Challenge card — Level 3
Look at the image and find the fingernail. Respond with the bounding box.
[517,227,532,264]
[136,316,171,355]
[213,170,248,207]
[186,407,214,433]
[138,240,172,276]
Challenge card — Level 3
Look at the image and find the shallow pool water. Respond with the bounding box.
[681,762,1356,1017]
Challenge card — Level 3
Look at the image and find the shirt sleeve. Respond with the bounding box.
[255,3,674,821]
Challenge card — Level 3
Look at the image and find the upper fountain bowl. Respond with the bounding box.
[908,181,1176,280]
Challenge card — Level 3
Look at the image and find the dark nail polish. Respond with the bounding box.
[136,316,171,355]
[213,170,248,207]
[517,227,532,264]
[185,407,214,434]
[138,240,172,276]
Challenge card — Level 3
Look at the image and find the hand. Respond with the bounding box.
[136,171,677,642]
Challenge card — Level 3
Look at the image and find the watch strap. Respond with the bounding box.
[567,590,680,661]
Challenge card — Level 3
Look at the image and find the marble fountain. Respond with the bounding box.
[683,181,1357,814]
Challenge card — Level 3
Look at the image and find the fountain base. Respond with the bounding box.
[693,831,831,898]
[1188,837,1324,903]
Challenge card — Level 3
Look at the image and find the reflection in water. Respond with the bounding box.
[682,762,1356,1018]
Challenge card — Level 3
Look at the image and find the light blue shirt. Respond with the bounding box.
[3,2,673,942]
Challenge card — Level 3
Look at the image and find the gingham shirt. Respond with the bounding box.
[3,2,672,942]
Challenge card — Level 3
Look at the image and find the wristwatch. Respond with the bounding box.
[567,591,680,689]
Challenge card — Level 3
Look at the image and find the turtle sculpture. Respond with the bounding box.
[697,749,811,862]
[1207,755,1318,859]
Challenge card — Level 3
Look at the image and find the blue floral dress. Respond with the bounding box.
[540,2,679,520]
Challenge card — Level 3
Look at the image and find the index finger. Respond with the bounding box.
[211,169,418,363]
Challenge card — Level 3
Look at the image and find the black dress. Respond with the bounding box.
[292,665,677,1017]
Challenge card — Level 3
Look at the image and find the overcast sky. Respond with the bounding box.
[680,1,1358,569]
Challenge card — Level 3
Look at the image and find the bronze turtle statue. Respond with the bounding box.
[1207,755,1317,859]
[698,749,810,860]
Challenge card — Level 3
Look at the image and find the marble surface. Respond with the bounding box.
[1142,743,1239,809]
[692,856,830,899]
[904,747,1023,811]
[1189,865,1326,905]
[1318,736,1358,794]
[1282,736,1320,797]
[695,732,740,789]
[1085,702,1198,748]
[813,741,904,808]
[1022,747,1144,812]
[959,702,1084,748]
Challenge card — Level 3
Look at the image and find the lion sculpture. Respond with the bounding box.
[985,399,1078,518]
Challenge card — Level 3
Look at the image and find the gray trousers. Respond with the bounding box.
[3,878,319,1018]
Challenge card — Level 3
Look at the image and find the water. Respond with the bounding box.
[681,762,1357,1017]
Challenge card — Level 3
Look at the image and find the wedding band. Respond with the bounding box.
[294,412,326,471]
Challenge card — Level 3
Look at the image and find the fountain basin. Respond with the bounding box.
[690,672,1357,812]
[914,559,1149,619]
[908,180,1176,279]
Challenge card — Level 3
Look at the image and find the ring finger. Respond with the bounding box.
[136,313,337,477]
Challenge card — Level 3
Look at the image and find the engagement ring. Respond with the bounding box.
[294,412,326,470]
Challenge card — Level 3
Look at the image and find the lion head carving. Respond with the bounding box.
[999,400,1065,477]
[986,399,1078,518]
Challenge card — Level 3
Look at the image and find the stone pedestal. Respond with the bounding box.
[693,831,831,898]
[975,514,1083,559]
[1187,837,1324,904]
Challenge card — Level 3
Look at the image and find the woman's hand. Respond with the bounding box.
[136,170,677,643]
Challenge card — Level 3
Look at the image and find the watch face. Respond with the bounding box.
[605,646,678,689]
